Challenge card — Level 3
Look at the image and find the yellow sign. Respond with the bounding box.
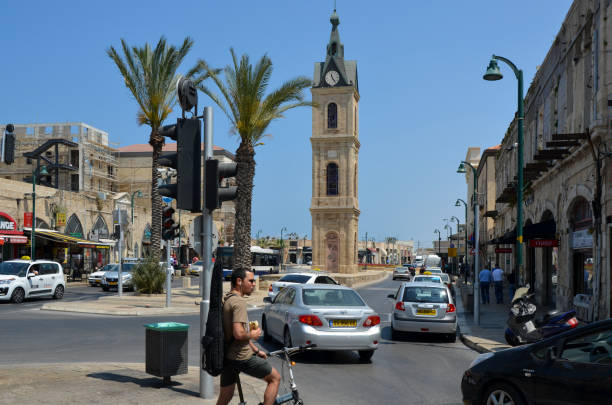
[448,247,457,257]
[56,212,66,227]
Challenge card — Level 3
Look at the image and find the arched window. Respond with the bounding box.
[65,214,84,238]
[327,103,337,129]
[91,215,109,240]
[326,163,339,196]
[35,218,49,229]
[331,43,337,56]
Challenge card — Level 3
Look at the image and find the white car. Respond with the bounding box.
[412,275,443,284]
[393,267,411,281]
[268,272,339,301]
[188,261,204,276]
[89,264,116,286]
[0,259,66,303]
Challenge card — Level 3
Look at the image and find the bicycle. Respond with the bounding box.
[236,343,317,405]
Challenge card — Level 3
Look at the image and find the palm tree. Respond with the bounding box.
[107,37,193,260]
[192,49,313,271]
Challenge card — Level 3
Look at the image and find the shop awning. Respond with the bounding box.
[23,228,112,249]
[488,219,557,245]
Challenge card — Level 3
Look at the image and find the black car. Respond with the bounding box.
[462,319,612,405]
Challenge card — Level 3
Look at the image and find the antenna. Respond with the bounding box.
[334,0,336,11]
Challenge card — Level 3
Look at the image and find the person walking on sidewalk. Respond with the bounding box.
[492,264,505,304]
[479,266,492,304]
[217,268,281,405]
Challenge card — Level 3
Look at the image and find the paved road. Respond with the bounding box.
[0,277,476,405]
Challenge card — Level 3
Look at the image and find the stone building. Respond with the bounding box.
[310,10,360,274]
[490,0,612,321]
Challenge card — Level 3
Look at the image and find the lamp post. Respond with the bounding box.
[450,215,461,275]
[484,55,524,284]
[130,190,142,257]
[455,200,469,282]
[434,229,441,257]
[457,161,480,325]
[280,226,287,271]
[30,160,49,261]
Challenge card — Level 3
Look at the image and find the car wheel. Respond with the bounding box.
[482,382,525,405]
[10,287,25,304]
[358,350,374,362]
[283,327,292,348]
[53,285,64,299]
[262,316,272,342]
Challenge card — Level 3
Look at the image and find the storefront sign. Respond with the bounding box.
[56,212,66,227]
[0,212,21,235]
[24,212,33,228]
[572,229,593,249]
[495,248,513,253]
[528,239,559,248]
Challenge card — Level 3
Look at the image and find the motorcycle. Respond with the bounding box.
[504,286,579,346]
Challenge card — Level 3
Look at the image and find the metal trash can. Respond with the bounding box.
[144,322,189,383]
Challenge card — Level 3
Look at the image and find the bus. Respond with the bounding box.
[216,245,281,278]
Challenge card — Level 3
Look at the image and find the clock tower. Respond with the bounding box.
[310,9,360,274]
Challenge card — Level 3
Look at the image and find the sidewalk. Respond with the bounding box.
[455,280,512,353]
[0,362,264,404]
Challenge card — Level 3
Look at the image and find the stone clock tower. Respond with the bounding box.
[310,10,360,274]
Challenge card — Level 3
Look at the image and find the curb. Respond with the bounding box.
[459,333,490,354]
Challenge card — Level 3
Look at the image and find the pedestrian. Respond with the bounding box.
[478,266,492,304]
[507,271,516,302]
[217,268,281,405]
[492,264,505,304]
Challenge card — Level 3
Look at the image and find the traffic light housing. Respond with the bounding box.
[112,224,121,240]
[162,205,179,241]
[3,124,15,164]
[158,118,201,212]
[205,158,238,211]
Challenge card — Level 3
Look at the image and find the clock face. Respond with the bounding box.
[325,70,340,86]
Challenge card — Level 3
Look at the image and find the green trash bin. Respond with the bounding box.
[144,322,189,383]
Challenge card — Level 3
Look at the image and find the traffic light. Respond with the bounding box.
[112,224,121,240]
[205,158,238,211]
[3,124,15,164]
[162,205,179,241]
[158,118,201,212]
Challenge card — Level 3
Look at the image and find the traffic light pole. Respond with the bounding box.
[200,106,214,398]
[166,238,172,307]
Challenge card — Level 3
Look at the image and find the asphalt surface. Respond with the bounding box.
[0,277,477,405]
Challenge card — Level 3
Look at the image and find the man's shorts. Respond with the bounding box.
[220,355,273,387]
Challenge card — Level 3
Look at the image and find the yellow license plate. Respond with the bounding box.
[331,319,357,327]
[109,281,117,286]
[416,309,436,315]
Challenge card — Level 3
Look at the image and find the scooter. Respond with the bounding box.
[504,286,579,346]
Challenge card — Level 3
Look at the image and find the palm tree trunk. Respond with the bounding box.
[150,131,162,261]
[234,140,255,271]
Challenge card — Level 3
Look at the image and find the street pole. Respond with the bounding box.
[200,106,214,398]
[166,238,172,307]
[365,232,368,270]
[280,226,286,272]
[474,191,480,325]
[118,222,123,297]
[31,159,38,261]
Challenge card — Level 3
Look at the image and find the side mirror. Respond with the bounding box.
[545,346,559,362]
[263,297,272,304]
[387,294,395,299]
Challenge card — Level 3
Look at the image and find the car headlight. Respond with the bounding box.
[0,279,15,285]
[469,352,494,368]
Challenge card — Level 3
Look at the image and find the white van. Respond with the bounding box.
[424,255,442,268]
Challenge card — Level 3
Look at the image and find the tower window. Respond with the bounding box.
[331,43,337,55]
[327,103,338,129]
[326,163,339,196]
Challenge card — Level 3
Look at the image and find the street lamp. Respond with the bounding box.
[30,162,49,261]
[455,199,469,283]
[130,190,143,257]
[484,54,524,284]
[450,215,460,275]
[434,229,441,257]
[457,160,480,325]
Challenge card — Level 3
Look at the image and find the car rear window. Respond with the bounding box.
[279,274,311,283]
[302,288,365,307]
[403,286,449,303]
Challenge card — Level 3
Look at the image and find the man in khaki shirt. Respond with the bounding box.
[217,268,281,405]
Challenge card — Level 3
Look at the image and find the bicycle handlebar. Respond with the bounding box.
[268,344,317,357]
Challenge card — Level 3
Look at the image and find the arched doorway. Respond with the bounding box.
[569,197,593,297]
[65,214,84,238]
[325,232,339,272]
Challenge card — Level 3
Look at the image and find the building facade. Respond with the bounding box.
[310,10,360,274]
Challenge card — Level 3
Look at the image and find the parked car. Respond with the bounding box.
[101,262,138,291]
[0,259,65,303]
[388,281,457,342]
[439,273,453,292]
[461,318,612,405]
[392,267,411,281]
[88,264,116,286]
[267,272,339,301]
[412,275,443,284]
[188,261,204,276]
[262,284,381,362]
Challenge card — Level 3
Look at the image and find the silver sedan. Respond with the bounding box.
[262,284,381,362]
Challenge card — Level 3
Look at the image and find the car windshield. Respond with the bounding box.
[302,288,365,307]
[395,267,406,271]
[0,262,29,277]
[279,274,311,283]
[101,264,118,272]
[403,286,449,303]
[413,276,442,283]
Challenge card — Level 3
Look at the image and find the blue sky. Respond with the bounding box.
[1,0,573,247]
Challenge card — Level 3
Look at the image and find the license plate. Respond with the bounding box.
[416,309,436,315]
[330,319,357,328]
[109,281,117,286]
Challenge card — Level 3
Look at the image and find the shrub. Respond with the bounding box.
[133,256,165,294]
